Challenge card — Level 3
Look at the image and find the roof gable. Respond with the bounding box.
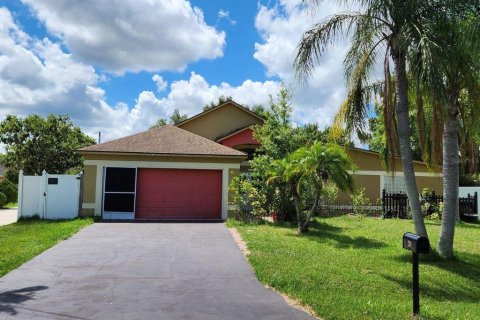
[176,101,264,141]
[78,125,246,158]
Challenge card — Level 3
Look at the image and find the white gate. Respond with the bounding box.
[18,170,82,219]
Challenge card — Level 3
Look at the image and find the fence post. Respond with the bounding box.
[17,170,24,220]
[475,192,478,217]
[382,189,385,216]
[78,171,84,217]
[42,170,47,219]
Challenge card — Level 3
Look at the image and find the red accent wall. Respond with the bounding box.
[135,168,222,220]
[219,128,259,148]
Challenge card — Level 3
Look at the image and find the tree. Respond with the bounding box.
[203,95,232,111]
[294,0,437,238]
[251,87,324,219]
[150,108,188,129]
[268,142,354,233]
[413,2,480,258]
[0,114,95,176]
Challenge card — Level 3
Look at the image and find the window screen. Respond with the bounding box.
[103,167,136,213]
[105,167,136,192]
[104,193,135,212]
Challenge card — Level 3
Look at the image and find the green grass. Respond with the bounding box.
[0,218,93,277]
[228,216,480,320]
[2,202,17,208]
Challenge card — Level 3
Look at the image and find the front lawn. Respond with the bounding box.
[228,216,480,320]
[0,218,93,277]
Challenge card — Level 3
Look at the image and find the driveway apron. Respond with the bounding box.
[0,223,313,320]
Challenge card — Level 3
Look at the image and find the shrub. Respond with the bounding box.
[351,188,372,216]
[420,187,442,218]
[0,179,17,203]
[229,175,266,222]
[0,192,7,207]
[322,182,339,204]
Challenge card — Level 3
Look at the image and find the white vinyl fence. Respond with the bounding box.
[17,170,82,219]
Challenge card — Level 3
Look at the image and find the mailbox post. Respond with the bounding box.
[402,232,430,316]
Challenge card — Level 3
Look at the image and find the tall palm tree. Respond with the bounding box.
[413,1,480,258]
[294,0,438,237]
[268,142,354,233]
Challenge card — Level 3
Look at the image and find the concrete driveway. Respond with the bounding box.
[0,208,17,226]
[0,223,313,320]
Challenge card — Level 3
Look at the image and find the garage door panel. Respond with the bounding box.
[135,168,222,220]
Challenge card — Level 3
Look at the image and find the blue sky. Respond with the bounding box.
[0,0,348,141]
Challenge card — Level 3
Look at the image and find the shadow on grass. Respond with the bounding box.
[282,220,388,249]
[394,251,480,284]
[380,272,479,303]
[385,251,480,306]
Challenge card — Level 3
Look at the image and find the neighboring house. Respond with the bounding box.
[0,165,4,181]
[340,148,442,203]
[78,100,442,220]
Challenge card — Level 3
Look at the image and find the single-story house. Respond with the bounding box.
[78,100,442,220]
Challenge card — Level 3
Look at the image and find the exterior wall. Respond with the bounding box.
[346,148,441,173]
[177,103,263,141]
[337,174,381,203]
[83,165,97,203]
[219,128,259,148]
[82,154,242,220]
[416,176,443,194]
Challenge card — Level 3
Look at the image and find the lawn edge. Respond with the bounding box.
[227,226,323,320]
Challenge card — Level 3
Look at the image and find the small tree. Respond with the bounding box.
[150,108,188,129]
[268,142,355,234]
[0,114,95,176]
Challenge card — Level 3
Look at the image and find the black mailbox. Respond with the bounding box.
[403,232,430,254]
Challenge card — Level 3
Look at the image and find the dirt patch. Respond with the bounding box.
[228,227,250,256]
[228,227,322,320]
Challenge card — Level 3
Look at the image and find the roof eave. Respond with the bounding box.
[76,150,247,159]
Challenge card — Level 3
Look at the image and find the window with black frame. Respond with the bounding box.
[103,167,137,213]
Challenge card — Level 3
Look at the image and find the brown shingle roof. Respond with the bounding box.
[78,125,246,158]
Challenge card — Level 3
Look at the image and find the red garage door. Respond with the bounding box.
[135,168,222,220]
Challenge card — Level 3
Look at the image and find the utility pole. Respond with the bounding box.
[98,131,101,144]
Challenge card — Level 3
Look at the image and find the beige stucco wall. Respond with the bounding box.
[81,208,95,217]
[337,174,382,203]
[416,176,443,194]
[177,103,263,141]
[346,148,441,173]
[83,165,97,203]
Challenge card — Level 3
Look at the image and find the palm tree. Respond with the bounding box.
[413,2,480,258]
[294,0,438,237]
[268,142,354,233]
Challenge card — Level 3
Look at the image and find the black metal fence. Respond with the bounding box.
[382,189,478,220]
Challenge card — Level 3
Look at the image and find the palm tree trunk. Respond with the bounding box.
[393,55,429,238]
[438,98,460,259]
[294,194,308,234]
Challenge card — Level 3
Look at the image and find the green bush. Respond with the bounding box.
[0,179,18,203]
[350,188,372,216]
[0,192,7,207]
[229,175,266,222]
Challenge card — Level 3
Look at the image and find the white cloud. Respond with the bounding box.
[152,74,168,92]
[21,0,226,74]
[218,9,236,25]
[0,7,279,144]
[254,0,349,128]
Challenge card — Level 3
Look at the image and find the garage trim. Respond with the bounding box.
[87,160,237,220]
